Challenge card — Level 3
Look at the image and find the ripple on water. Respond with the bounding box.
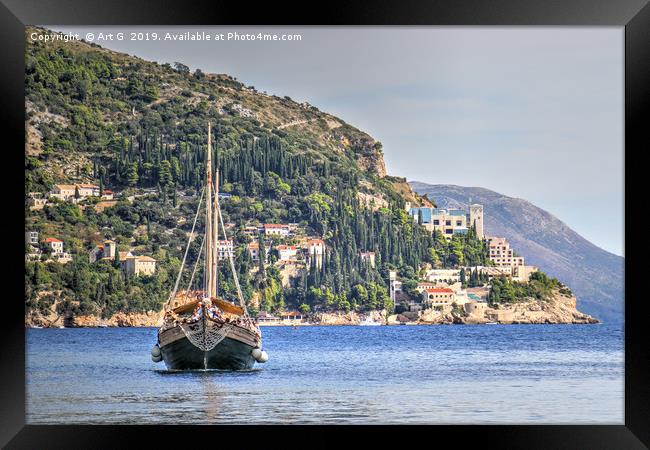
[26,324,624,424]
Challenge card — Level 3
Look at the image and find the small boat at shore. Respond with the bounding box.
[151,122,267,371]
[359,317,382,326]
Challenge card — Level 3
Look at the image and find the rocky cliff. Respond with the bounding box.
[387,290,599,325]
[409,182,623,324]
[26,307,163,328]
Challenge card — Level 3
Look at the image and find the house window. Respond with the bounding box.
[445,220,451,226]
[433,220,439,225]
[456,221,462,226]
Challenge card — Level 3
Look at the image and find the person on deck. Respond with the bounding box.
[190,303,204,322]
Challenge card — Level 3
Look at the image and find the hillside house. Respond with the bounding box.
[43,237,72,264]
[124,255,157,276]
[359,251,376,268]
[306,238,325,267]
[77,184,100,197]
[27,193,48,210]
[247,241,271,263]
[263,223,291,237]
[277,245,299,261]
[49,183,100,201]
[422,287,455,307]
[25,231,39,245]
[89,240,118,263]
[44,237,64,254]
[243,226,259,237]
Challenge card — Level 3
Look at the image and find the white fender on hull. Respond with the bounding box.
[251,348,269,363]
[258,350,269,363]
[151,344,162,362]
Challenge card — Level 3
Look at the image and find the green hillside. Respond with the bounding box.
[24,27,491,319]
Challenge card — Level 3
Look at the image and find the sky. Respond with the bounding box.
[51,26,624,256]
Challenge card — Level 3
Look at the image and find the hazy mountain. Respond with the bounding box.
[410,182,624,323]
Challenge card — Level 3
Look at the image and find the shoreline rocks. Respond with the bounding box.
[25,290,598,328]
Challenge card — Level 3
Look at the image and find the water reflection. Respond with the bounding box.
[200,372,222,422]
[26,325,624,424]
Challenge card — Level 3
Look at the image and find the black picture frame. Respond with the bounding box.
[1,0,647,447]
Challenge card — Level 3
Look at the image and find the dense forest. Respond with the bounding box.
[26,27,544,320]
[488,272,573,305]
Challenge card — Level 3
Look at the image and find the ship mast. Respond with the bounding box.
[205,122,213,298]
[212,146,219,299]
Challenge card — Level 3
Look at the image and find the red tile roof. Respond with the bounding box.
[44,237,63,243]
[424,287,454,293]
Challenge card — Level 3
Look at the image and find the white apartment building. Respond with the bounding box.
[263,223,291,237]
[216,240,234,260]
[408,204,484,239]
[487,237,525,267]
[425,269,462,284]
[49,183,100,201]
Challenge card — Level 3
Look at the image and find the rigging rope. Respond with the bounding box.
[187,235,204,292]
[216,197,249,317]
[164,187,204,310]
[181,320,231,352]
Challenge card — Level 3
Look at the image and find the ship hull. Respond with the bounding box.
[160,334,256,370]
[158,320,261,371]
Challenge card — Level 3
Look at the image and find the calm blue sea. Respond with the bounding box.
[26,324,624,424]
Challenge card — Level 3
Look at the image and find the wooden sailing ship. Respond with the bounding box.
[151,122,267,370]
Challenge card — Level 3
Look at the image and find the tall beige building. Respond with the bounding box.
[469,204,484,239]
[487,237,524,267]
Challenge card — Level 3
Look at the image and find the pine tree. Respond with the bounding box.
[114,249,121,269]
[127,162,139,187]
